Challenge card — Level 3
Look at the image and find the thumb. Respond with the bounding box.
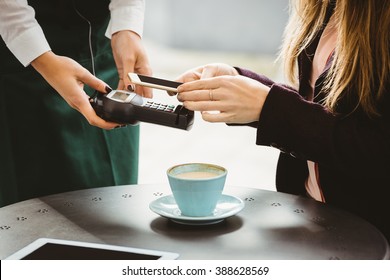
[201,65,218,79]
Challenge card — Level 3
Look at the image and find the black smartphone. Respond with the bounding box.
[128,73,182,93]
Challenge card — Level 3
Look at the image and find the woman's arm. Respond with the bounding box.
[179,64,390,177]
[106,0,145,39]
[0,0,50,66]
[0,0,119,129]
[240,68,390,178]
[106,0,152,97]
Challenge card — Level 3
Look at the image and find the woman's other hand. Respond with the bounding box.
[177,75,270,124]
[31,51,119,130]
[111,30,152,97]
[168,63,239,96]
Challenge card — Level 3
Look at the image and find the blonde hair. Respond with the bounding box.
[280,0,390,117]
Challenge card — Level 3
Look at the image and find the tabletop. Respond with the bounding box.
[0,184,389,260]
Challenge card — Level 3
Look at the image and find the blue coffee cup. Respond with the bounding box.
[167,163,227,217]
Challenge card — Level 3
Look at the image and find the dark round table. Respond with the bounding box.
[0,184,389,259]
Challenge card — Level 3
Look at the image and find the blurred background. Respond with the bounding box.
[137,0,289,191]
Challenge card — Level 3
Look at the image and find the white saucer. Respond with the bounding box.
[149,194,245,225]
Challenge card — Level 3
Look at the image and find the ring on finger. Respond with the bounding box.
[209,89,214,101]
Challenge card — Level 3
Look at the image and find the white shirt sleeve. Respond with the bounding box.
[0,0,145,67]
[105,0,145,39]
[0,0,51,67]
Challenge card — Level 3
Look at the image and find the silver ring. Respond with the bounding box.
[209,89,214,101]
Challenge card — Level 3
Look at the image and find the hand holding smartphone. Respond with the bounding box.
[128,73,182,93]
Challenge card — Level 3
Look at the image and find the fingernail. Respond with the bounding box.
[114,124,127,129]
[105,86,113,93]
[127,85,135,92]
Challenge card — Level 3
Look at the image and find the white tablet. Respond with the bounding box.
[6,238,179,260]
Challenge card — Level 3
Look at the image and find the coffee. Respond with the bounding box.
[167,163,227,216]
[175,171,218,179]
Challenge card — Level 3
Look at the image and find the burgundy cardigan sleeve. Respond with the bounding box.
[235,67,390,178]
[235,67,275,87]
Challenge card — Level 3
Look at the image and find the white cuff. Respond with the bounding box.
[6,25,51,67]
[105,6,144,39]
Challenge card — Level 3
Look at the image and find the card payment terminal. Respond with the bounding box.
[91,90,194,130]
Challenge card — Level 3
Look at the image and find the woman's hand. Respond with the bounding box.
[31,51,119,130]
[177,74,270,124]
[111,30,152,97]
[169,63,239,96]
[179,63,239,81]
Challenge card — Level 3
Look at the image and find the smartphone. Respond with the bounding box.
[128,73,182,93]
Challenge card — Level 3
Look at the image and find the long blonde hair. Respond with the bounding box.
[280,0,390,117]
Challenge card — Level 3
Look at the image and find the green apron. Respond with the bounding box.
[0,0,139,207]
